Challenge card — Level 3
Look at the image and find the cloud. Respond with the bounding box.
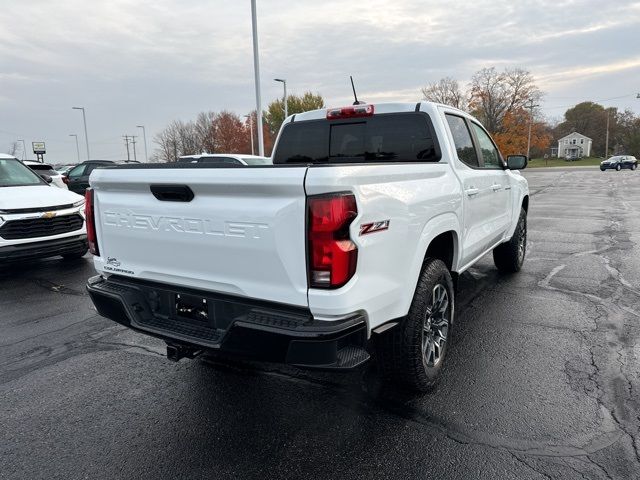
[0,0,638,160]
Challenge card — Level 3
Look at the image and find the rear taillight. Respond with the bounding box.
[307,193,358,288]
[62,176,69,185]
[85,188,99,256]
[326,104,374,120]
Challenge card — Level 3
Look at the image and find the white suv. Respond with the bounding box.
[0,154,88,262]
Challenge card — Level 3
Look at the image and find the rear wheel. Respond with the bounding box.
[632,164,637,171]
[493,208,527,273]
[377,258,454,392]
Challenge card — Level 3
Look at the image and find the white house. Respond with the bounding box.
[555,132,592,159]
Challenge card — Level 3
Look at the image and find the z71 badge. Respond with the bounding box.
[359,220,390,236]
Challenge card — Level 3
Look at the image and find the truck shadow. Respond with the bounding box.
[153,262,507,475]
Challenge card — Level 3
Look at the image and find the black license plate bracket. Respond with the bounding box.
[175,293,210,323]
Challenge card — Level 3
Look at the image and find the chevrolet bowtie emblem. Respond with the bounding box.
[42,211,57,219]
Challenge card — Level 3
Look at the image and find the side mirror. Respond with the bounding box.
[41,174,53,184]
[506,155,527,170]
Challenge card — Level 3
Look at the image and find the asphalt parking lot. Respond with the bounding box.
[1,167,639,480]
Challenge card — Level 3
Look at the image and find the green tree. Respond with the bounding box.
[264,92,325,138]
[555,102,613,156]
[614,109,640,157]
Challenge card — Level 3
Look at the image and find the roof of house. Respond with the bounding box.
[558,132,592,141]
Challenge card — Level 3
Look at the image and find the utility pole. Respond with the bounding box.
[130,135,138,161]
[525,99,539,161]
[250,0,264,156]
[123,135,131,161]
[605,110,610,158]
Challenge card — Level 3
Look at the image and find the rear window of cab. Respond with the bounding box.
[273,112,441,164]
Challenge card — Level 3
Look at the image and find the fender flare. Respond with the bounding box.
[505,192,529,240]
[400,212,461,315]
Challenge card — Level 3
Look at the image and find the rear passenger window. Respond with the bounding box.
[470,123,502,169]
[445,115,478,167]
[67,164,87,178]
[273,121,329,164]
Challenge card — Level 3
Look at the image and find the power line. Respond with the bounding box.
[545,93,637,110]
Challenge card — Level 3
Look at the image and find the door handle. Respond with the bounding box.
[465,187,479,197]
[491,184,502,192]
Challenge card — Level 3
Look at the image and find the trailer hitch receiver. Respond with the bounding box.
[166,343,203,362]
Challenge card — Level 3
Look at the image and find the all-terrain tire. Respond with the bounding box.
[493,208,527,273]
[377,258,454,393]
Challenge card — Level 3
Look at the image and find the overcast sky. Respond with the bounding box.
[1,0,639,162]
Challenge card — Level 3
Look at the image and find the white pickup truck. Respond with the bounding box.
[86,102,529,391]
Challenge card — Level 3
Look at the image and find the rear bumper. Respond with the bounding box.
[87,275,370,369]
[0,234,87,262]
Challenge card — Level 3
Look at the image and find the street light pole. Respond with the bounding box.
[69,134,80,163]
[274,78,287,119]
[72,107,90,160]
[136,125,148,162]
[250,0,264,156]
[244,114,255,155]
[17,139,26,160]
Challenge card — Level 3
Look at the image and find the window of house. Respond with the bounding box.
[581,139,584,144]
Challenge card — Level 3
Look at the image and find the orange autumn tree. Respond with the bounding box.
[493,108,551,157]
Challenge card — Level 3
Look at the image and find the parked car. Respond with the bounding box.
[23,160,68,189]
[85,101,529,392]
[55,164,77,176]
[600,155,638,171]
[0,154,87,262]
[64,160,139,194]
[178,154,272,166]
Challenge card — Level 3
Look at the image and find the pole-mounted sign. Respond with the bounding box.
[32,142,46,162]
[32,142,46,154]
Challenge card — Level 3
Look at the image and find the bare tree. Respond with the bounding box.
[421,77,465,110]
[469,67,541,134]
[195,112,216,153]
[153,121,181,162]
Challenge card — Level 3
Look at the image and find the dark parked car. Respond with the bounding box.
[600,155,638,171]
[63,160,139,194]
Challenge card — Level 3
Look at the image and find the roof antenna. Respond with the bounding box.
[350,76,365,105]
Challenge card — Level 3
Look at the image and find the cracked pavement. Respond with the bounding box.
[1,167,639,479]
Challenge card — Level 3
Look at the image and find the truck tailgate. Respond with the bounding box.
[90,166,309,307]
